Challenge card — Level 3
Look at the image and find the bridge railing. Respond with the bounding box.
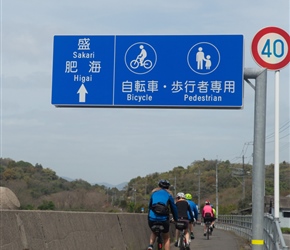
[217,214,289,250]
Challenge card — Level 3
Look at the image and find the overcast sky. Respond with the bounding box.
[1,0,289,185]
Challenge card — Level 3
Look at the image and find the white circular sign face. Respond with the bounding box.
[251,27,290,70]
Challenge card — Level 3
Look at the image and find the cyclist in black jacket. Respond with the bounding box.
[174,192,194,249]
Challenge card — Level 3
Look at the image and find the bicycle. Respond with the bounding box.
[205,220,212,240]
[130,57,152,69]
[150,222,165,250]
[174,220,190,250]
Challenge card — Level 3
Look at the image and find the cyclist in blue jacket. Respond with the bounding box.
[147,179,178,250]
[185,193,198,239]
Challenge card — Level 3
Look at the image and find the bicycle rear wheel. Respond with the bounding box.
[156,235,163,250]
[178,234,186,250]
[206,225,210,240]
[157,242,162,250]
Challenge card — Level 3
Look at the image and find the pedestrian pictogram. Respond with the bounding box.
[187,42,220,75]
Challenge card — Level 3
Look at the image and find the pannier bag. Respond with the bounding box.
[175,219,188,230]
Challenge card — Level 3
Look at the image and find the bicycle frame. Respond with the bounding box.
[173,219,190,250]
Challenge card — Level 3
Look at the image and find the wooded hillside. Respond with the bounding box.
[0,158,289,214]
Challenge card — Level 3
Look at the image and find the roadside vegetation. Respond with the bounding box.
[0,158,289,217]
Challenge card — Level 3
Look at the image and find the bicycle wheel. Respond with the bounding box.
[156,235,163,250]
[157,242,162,250]
[206,225,210,240]
[143,60,152,69]
[130,59,139,69]
[178,234,185,250]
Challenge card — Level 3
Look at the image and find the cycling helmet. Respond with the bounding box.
[176,192,185,198]
[185,193,192,200]
[158,179,170,189]
[205,200,210,205]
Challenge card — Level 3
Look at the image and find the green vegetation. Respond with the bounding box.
[0,158,289,216]
[281,227,290,234]
[38,200,55,210]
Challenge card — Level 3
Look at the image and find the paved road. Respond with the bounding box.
[170,225,250,250]
[283,234,290,247]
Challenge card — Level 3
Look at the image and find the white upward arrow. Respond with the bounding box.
[77,84,88,103]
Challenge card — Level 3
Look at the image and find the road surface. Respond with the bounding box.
[170,224,250,250]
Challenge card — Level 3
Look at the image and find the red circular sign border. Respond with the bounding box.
[251,26,290,70]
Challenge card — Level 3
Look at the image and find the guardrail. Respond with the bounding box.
[217,214,289,250]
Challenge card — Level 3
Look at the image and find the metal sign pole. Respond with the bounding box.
[274,70,280,219]
[244,68,267,250]
[250,25,289,248]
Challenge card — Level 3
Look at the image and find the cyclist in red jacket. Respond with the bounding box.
[202,200,214,236]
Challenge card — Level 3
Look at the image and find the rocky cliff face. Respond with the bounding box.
[0,186,20,209]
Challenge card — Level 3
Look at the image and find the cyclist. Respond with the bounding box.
[185,193,198,239]
[202,200,214,236]
[147,180,178,250]
[137,45,147,66]
[210,204,217,231]
[174,192,194,249]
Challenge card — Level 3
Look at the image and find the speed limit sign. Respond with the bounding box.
[251,26,290,70]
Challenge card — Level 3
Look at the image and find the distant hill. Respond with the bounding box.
[61,176,128,190]
[96,182,128,190]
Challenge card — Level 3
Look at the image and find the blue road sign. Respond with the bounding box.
[52,35,244,108]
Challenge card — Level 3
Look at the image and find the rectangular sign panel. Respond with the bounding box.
[52,35,244,108]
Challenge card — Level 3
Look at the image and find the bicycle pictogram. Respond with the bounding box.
[130,45,153,69]
[125,42,157,75]
[130,57,153,69]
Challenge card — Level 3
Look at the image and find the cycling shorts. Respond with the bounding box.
[189,220,196,225]
[203,217,214,223]
[148,220,170,233]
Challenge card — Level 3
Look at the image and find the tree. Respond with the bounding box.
[38,200,55,210]
[2,168,18,180]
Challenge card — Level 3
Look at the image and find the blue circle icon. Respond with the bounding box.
[187,42,220,75]
[125,42,157,75]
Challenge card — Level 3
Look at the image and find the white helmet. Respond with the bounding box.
[176,192,185,198]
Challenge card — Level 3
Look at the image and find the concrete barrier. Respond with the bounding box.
[0,210,154,250]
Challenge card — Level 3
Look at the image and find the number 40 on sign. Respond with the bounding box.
[251,26,290,70]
